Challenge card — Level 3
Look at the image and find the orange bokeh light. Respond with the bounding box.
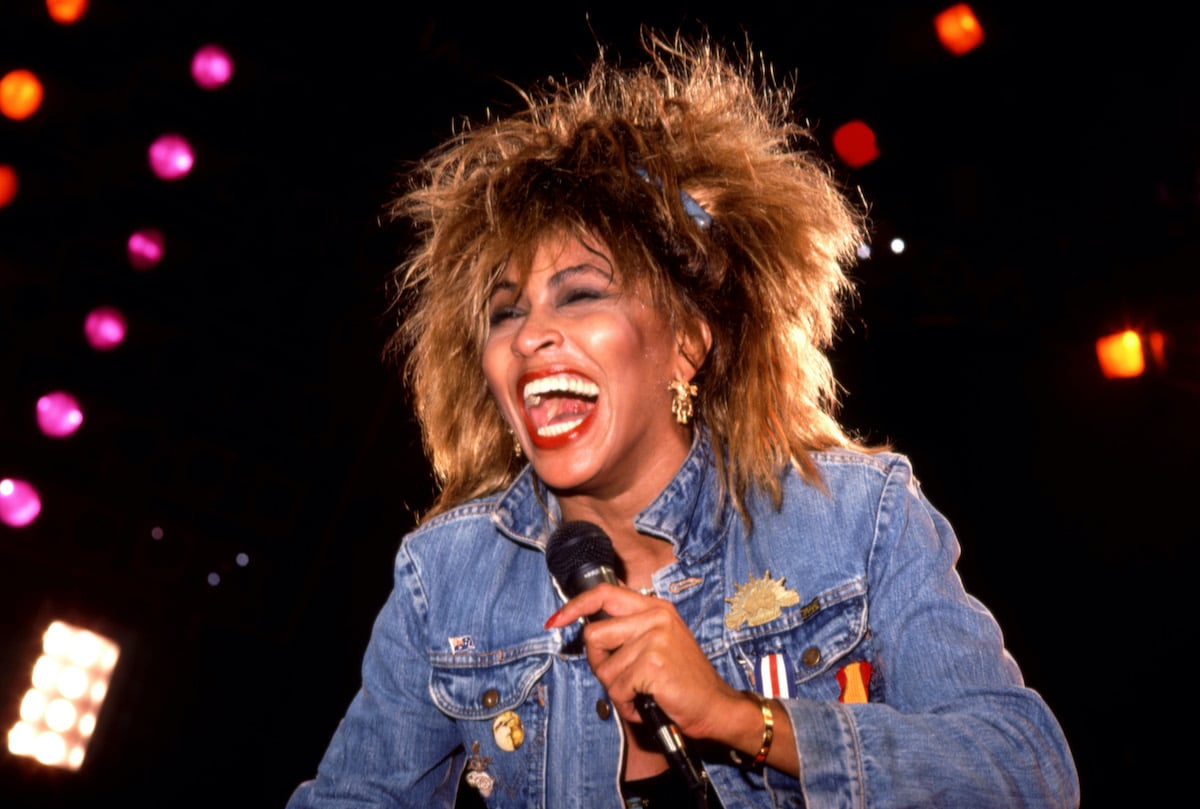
[0,164,17,208]
[1,69,45,121]
[1095,330,1145,379]
[1146,330,1167,370]
[46,0,89,24]
[934,4,985,56]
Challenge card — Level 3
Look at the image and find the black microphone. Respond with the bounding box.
[546,520,709,807]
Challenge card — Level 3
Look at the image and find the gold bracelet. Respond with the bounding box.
[730,690,774,769]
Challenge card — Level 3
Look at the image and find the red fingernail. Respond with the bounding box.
[543,608,562,630]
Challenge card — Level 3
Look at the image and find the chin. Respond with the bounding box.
[528,452,606,495]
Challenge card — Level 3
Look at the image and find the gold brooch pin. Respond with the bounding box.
[492,710,525,752]
[725,570,801,629]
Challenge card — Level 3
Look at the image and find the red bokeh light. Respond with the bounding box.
[832,120,880,169]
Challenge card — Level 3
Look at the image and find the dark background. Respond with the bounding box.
[1,2,1195,807]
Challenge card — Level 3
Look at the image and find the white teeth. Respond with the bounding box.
[538,417,586,437]
[522,374,599,402]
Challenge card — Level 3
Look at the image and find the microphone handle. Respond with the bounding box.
[633,694,709,808]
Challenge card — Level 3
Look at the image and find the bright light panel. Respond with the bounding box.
[7,620,120,770]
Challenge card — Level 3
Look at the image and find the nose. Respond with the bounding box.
[512,306,562,357]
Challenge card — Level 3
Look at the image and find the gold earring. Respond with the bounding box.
[509,429,523,458]
[668,378,698,425]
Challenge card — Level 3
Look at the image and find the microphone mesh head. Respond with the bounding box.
[545,520,614,587]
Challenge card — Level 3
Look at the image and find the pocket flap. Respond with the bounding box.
[430,649,553,720]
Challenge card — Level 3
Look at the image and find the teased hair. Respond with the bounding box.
[384,28,877,524]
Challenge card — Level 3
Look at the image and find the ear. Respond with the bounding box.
[674,318,713,382]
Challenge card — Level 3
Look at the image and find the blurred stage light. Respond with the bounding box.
[127,227,165,270]
[148,133,195,181]
[832,120,880,169]
[0,163,17,208]
[192,44,234,90]
[36,391,84,438]
[83,305,127,351]
[1096,329,1148,378]
[7,620,120,770]
[0,478,42,528]
[46,0,89,25]
[1146,331,1167,371]
[0,69,44,121]
[934,4,985,56]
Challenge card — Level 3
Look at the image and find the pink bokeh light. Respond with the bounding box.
[148,133,194,180]
[84,305,127,350]
[191,44,234,90]
[36,390,84,438]
[0,478,42,528]
[127,227,165,270]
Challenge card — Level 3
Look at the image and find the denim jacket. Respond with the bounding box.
[287,435,1079,808]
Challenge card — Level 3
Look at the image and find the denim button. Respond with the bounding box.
[595,699,612,720]
[801,646,821,667]
[482,688,500,708]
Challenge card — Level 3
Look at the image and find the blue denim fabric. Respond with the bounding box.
[287,434,1079,808]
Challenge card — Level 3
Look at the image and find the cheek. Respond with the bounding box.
[588,316,654,356]
[625,324,679,379]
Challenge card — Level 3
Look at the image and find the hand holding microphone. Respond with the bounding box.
[546,520,710,807]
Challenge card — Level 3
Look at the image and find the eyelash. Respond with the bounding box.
[488,288,607,326]
[488,306,521,326]
[562,288,603,304]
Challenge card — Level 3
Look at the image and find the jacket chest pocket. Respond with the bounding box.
[430,650,552,803]
[731,588,875,703]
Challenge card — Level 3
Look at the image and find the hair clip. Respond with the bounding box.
[633,166,712,231]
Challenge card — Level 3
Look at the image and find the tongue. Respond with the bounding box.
[529,395,594,429]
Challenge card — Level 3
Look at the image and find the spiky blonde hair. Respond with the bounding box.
[384,28,875,523]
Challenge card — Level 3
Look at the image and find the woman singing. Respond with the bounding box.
[286,29,1079,809]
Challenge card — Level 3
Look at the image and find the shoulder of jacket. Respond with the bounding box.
[806,448,922,497]
[403,494,503,544]
[810,447,912,471]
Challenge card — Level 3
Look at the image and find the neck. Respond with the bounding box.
[556,501,676,591]
[551,428,692,589]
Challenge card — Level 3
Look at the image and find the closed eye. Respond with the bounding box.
[487,278,523,327]
[488,304,524,326]
[559,287,606,306]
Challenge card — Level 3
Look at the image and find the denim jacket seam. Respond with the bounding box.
[429,639,559,667]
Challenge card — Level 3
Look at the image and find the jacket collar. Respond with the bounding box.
[491,429,732,562]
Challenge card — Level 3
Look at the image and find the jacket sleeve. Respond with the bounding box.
[771,457,1080,809]
[285,542,463,809]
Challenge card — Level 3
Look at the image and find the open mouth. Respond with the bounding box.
[521,372,599,443]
